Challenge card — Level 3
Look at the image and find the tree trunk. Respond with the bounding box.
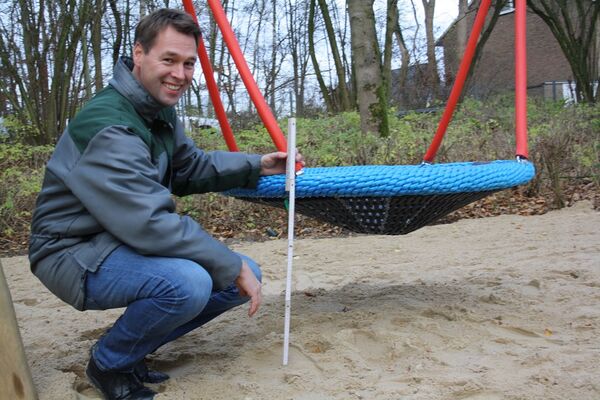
[249,0,265,113]
[463,0,509,96]
[82,31,93,100]
[92,0,105,92]
[123,0,133,55]
[285,0,307,115]
[268,0,278,114]
[140,0,148,18]
[383,0,410,104]
[309,0,334,112]
[317,0,351,111]
[297,1,311,115]
[422,0,440,100]
[347,0,389,137]
[457,0,469,61]
[383,0,398,101]
[394,13,411,107]
[108,0,123,66]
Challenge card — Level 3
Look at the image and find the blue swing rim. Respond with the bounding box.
[227,159,536,199]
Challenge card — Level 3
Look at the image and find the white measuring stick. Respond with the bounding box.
[283,118,297,366]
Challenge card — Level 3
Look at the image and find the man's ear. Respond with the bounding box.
[133,42,144,66]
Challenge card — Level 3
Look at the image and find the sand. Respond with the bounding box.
[3,200,599,400]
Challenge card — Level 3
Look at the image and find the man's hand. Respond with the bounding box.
[235,260,262,317]
[260,151,305,176]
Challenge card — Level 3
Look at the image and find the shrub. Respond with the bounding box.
[0,143,53,241]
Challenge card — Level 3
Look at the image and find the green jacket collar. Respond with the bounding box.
[109,56,165,124]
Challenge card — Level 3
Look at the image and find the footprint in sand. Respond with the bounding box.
[421,307,457,321]
[286,344,324,372]
[75,381,101,399]
[335,328,393,362]
[16,298,41,306]
[150,353,199,379]
[78,327,110,341]
[303,338,333,354]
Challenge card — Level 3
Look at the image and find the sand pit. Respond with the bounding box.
[3,200,599,399]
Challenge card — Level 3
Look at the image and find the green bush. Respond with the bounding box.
[0,143,53,238]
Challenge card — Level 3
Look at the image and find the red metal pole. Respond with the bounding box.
[182,0,239,151]
[515,0,529,159]
[206,0,288,153]
[423,0,492,163]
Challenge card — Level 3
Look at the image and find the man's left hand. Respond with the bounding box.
[260,151,305,176]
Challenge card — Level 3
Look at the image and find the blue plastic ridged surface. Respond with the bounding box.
[227,160,535,199]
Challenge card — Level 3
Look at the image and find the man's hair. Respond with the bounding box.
[134,9,200,53]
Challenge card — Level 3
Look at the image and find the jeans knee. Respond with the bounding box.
[168,261,213,317]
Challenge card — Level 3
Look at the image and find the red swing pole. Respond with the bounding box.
[515,0,529,159]
[182,0,239,151]
[205,0,288,153]
[423,0,492,163]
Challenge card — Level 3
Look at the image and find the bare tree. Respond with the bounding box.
[284,0,311,115]
[0,0,92,144]
[317,0,352,111]
[421,0,440,99]
[266,0,279,113]
[92,0,106,91]
[309,0,335,112]
[383,0,397,101]
[108,0,124,66]
[527,0,599,103]
[383,0,411,104]
[457,0,469,60]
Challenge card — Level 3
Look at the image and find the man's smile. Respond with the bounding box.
[163,82,182,91]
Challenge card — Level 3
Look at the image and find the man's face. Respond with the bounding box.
[132,26,197,107]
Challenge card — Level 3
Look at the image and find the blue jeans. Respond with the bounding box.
[84,245,261,371]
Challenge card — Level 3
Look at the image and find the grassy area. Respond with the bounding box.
[1,97,598,256]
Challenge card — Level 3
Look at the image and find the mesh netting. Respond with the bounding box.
[244,191,496,234]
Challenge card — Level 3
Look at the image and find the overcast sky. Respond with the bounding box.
[398,0,460,37]
[433,1,461,31]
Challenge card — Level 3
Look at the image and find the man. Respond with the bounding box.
[29,9,303,400]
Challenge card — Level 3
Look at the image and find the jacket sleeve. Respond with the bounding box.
[171,119,262,197]
[64,126,241,290]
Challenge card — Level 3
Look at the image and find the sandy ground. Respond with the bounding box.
[3,200,600,400]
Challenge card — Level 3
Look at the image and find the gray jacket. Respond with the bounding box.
[29,57,262,310]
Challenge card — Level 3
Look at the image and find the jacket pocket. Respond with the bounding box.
[33,249,88,311]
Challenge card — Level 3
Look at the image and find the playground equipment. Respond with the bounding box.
[182,0,534,234]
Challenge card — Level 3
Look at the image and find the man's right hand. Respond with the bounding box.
[234,260,262,317]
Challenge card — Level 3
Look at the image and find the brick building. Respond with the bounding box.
[437,1,577,100]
